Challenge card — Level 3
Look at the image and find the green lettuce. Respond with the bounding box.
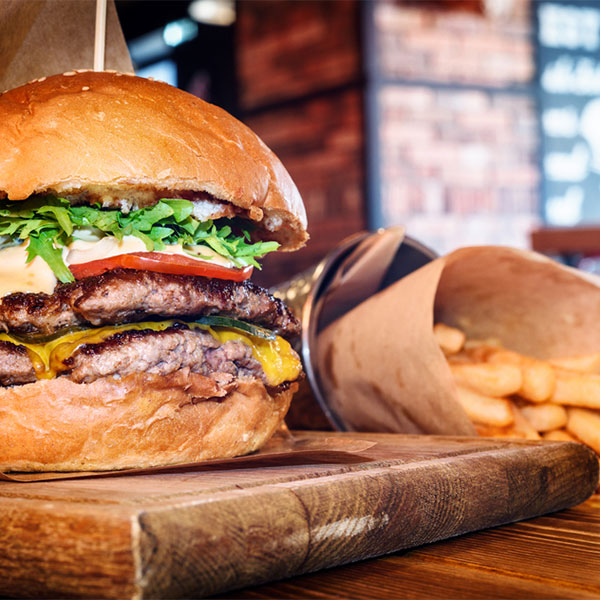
[0,196,279,283]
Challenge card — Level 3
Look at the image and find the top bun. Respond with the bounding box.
[0,71,308,251]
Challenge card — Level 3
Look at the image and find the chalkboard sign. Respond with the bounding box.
[537,0,600,225]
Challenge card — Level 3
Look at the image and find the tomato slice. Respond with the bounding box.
[69,252,253,281]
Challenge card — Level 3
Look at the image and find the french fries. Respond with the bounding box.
[437,322,600,463]
[542,429,577,442]
[488,350,555,403]
[433,323,465,355]
[460,345,555,402]
[567,408,600,454]
[551,369,600,409]
[449,362,522,397]
[470,402,540,440]
[519,403,567,432]
[475,423,526,439]
[509,402,541,440]
[550,353,600,374]
[455,385,514,427]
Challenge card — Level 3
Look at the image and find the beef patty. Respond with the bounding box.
[0,342,36,386]
[0,269,299,339]
[0,325,267,387]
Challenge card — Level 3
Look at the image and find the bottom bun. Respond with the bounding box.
[0,370,296,472]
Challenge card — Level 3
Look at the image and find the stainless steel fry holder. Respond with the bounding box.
[271,230,437,431]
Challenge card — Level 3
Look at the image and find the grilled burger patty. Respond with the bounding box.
[0,326,267,387]
[0,269,299,339]
[0,341,35,386]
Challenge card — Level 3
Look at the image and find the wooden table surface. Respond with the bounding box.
[218,492,600,599]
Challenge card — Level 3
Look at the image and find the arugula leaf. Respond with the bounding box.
[38,206,73,236]
[130,229,155,251]
[0,196,280,280]
[127,203,174,231]
[0,221,21,236]
[19,219,47,239]
[162,199,194,221]
[27,230,74,283]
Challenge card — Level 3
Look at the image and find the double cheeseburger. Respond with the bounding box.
[0,71,308,472]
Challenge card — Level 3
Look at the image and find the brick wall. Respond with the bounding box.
[237,0,361,109]
[375,1,534,87]
[236,0,366,288]
[373,0,541,254]
[244,89,365,286]
[379,85,539,252]
[237,0,541,274]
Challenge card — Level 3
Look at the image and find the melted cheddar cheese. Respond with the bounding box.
[0,322,301,387]
[210,328,301,388]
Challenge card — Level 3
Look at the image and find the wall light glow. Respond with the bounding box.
[163,19,199,48]
[188,0,235,26]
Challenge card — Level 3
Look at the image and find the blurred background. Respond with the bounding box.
[115,0,600,286]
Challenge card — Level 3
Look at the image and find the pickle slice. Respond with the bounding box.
[193,316,276,340]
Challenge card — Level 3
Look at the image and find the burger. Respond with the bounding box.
[0,71,308,472]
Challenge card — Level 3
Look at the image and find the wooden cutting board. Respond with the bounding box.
[0,432,597,599]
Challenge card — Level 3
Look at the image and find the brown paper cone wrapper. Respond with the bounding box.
[317,246,600,435]
[0,0,132,92]
[436,246,600,358]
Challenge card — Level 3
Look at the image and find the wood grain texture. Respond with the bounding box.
[220,494,600,599]
[0,433,596,599]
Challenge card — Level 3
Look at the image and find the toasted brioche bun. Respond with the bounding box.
[0,71,308,251]
[0,371,296,472]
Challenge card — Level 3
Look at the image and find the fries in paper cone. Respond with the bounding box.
[317,246,600,448]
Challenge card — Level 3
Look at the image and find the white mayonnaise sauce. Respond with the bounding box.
[66,236,235,268]
[0,236,236,296]
[0,245,58,296]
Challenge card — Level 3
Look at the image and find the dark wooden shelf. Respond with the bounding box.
[531,227,600,255]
